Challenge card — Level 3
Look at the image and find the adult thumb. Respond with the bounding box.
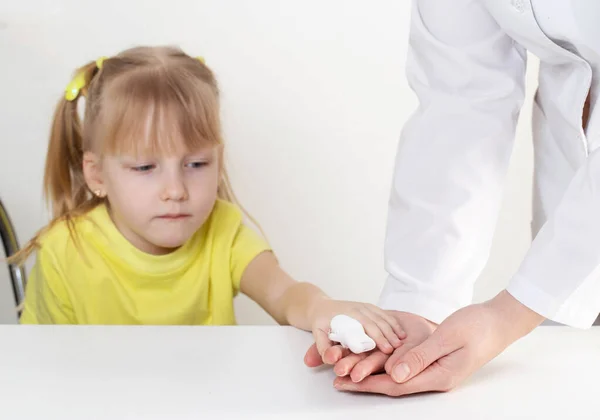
[389,334,446,383]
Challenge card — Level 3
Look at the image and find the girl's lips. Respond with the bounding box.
[157,214,191,220]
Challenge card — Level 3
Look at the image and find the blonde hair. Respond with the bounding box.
[9,45,258,265]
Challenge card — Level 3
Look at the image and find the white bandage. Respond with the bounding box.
[328,314,376,354]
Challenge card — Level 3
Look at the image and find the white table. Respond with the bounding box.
[1,325,599,419]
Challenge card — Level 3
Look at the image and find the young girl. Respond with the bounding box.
[11,45,405,358]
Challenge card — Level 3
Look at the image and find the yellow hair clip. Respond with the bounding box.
[96,56,107,69]
[64,56,108,101]
[65,70,87,101]
[65,55,201,101]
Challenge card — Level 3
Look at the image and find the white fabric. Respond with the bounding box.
[532,0,600,139]
[379,0,600,329]
[328,315,376,354]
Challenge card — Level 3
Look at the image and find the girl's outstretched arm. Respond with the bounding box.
[240,251,406,359]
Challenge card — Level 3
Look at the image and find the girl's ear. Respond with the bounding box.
[82,151,105,196]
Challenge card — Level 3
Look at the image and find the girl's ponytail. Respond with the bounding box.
[7,61,100,265]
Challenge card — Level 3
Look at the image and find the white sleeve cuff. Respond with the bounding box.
[507,275,598,329]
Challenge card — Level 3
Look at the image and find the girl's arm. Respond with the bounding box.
[240,251,406,357]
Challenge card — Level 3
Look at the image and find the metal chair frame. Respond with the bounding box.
[0,199,26,316]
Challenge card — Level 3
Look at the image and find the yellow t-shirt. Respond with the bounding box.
[20,200,270,325]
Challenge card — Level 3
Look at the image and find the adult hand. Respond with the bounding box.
[333,290,545,396]
[330,310,438,383]
[304,309,437,383]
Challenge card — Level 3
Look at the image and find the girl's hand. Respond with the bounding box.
[331,310,437,383]
[308,297,407,360]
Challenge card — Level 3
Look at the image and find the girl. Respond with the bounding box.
[11,45,405,357]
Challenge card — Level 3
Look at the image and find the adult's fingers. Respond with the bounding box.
[349,351,390,383]
[334,361,455,396]
[333,352,367,377]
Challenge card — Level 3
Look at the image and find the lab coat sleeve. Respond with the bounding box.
[378,0,527,324]
[507,146,600,328]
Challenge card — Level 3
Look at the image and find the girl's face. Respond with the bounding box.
[84,144,220,255]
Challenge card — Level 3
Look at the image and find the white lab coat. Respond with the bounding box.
[379,0,600,328]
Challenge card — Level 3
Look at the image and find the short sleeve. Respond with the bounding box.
[230,224,271,294]
[19,247,76,324]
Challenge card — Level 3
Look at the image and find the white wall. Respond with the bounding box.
[0,1,539,325]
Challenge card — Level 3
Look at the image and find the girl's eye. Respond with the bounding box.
[186,161,208,169]
[131,164,155,172]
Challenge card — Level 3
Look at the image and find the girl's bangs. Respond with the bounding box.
[98,69,221,157]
